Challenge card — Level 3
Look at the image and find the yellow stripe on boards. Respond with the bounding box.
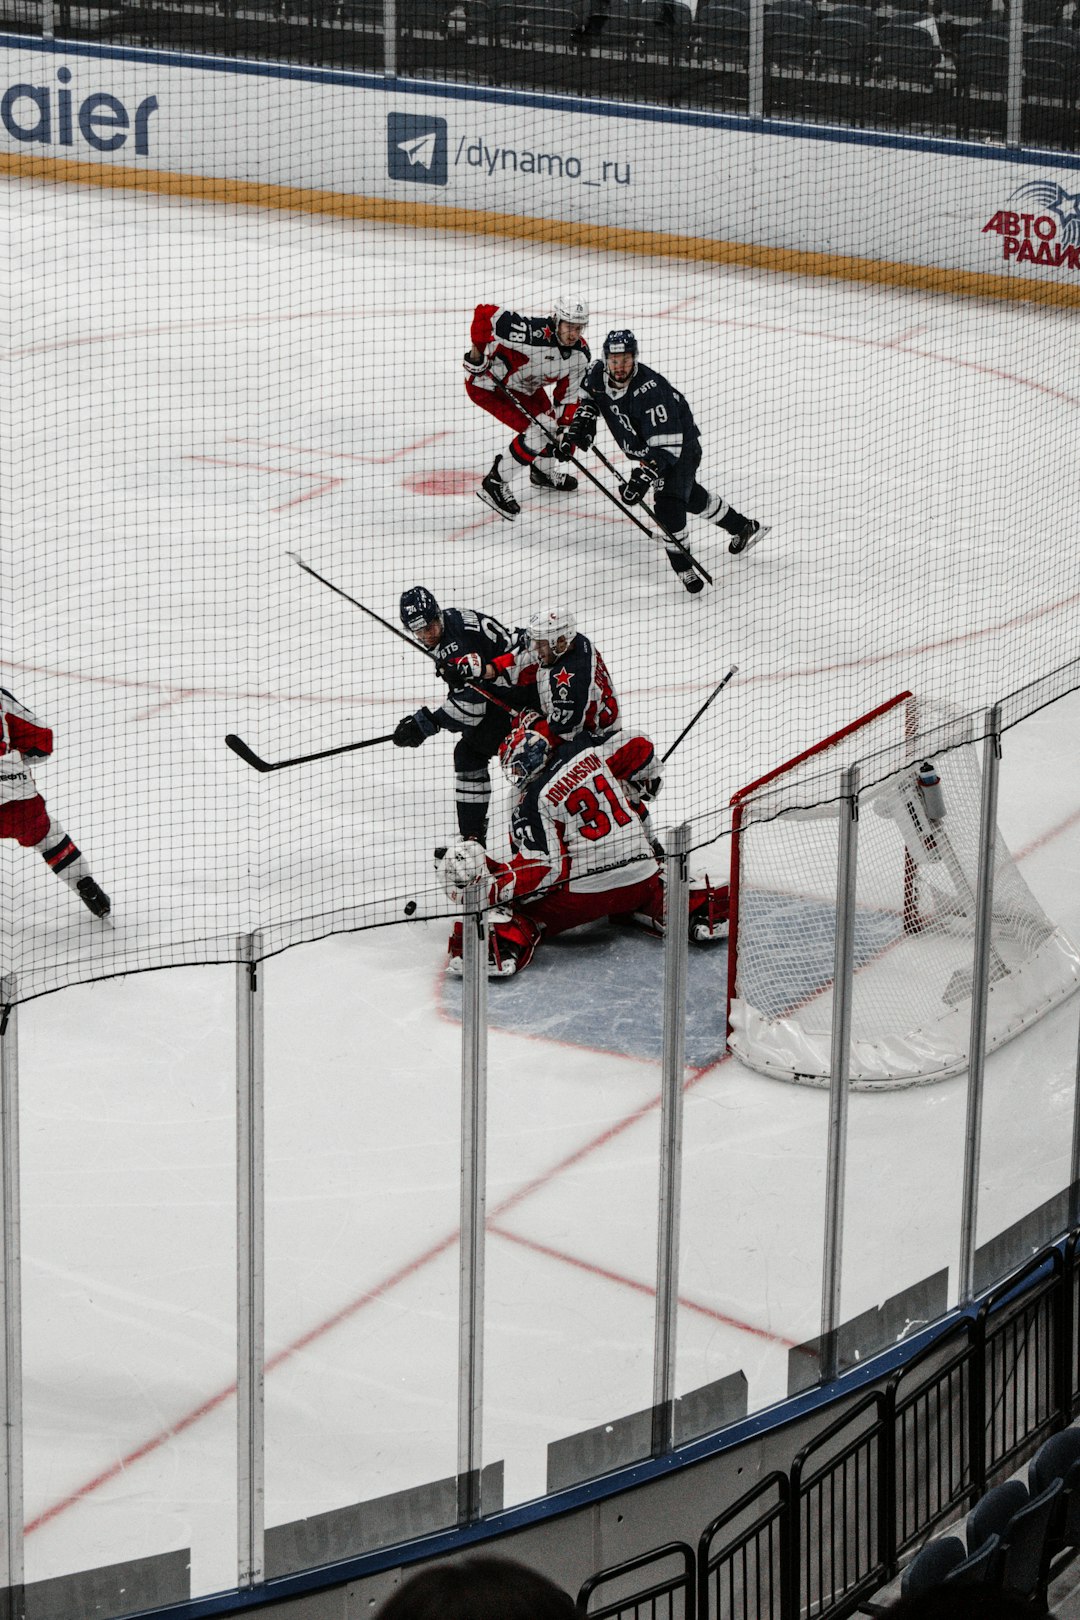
[4,148,1080,310]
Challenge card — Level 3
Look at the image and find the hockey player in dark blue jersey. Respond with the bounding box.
[558,330,769,593]
[392,586,531,845]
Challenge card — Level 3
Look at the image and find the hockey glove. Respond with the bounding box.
[20,747,49,759]
[462,347,490,377]
[622,463,661,507]
[436,650,484,687]
[393,708,439,748]
[438,839,490,903]
[556,403,597,460]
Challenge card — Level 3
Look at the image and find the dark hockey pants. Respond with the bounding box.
[452,705,517,844]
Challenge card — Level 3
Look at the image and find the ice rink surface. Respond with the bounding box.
[4,175,1080,1599]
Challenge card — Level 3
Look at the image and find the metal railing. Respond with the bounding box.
[585,1234,1080,1620]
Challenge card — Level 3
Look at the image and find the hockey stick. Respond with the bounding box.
[661,664,739,762]
[287,552,519,717]
[486,376,713,588]
[225,732,397,772]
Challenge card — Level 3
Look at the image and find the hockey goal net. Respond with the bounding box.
[725,692,1080,1087]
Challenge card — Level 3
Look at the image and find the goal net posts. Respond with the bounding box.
[725,691,1080,1088]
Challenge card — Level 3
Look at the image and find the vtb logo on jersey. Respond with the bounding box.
[387,114,448,186]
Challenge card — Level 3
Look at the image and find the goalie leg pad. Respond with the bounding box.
[446,913,542,977]
[688,878,730,943]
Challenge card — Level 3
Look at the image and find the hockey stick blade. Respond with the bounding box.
[225,733,396,772]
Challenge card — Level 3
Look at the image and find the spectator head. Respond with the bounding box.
[377,1555,578,1620]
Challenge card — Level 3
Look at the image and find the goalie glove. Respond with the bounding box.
[555,402,597,460]
[436,649,484,687]
[393,708,438,748]
[621,461,661,507]
[438,839,490,904]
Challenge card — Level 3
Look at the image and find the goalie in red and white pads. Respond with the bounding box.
[439,722,727,976]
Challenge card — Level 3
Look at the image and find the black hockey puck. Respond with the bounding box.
[403,900,417,916]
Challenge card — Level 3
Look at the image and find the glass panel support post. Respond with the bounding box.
[383,0,398,76]
[748,0,765,116]
[653,824,690,1455]
[457,883,488,1523]
[0,978,23,1594]
[236,935,265,1588]
[820,766,859,1381]
[959,709,1003,1304]
[1071,1000,1080,1232]
[1006,0,1023,145]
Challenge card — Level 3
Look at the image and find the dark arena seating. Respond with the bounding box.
[6,0,1079,150]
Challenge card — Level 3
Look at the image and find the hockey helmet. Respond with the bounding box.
[500,725,550,788]
[552,292,590,331]
[603,329,638,359]
[603,329,638,390]
[528,604,577,651]
[399,586,441,635]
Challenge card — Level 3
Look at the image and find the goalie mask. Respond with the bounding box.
[500,725,550,788]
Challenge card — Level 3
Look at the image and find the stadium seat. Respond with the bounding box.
[815,7,875,75]
[875,18,941,80]
[943,1529,1004,1587]
[575,0,647,51]
[966,1478,1031,1553]
[899,1535,967,1597]
[695,4,750,63]
[765,0,817,66]
[956,17,1010,93]
[514,0,576,44]
[398,0,449,33]
[1030,1431,1080,1587]
[996,1477,1062,1604]
[1030,1427,1080,1496]
[1024,24,1080,99]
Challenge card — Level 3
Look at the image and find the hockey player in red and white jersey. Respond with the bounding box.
[464,293,591,519]
[0,684,111,918]
[439,724,728,976]
[512,604,620,751]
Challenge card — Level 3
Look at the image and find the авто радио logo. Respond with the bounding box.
[387,113,447,186]
[982,177,1080,268]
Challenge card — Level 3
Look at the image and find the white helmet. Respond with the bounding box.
[552,292,589,330]
[528,605,577,650]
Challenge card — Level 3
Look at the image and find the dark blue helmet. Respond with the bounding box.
[603,329,638,360]
[400,586,441,634]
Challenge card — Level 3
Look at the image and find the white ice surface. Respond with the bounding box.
[4,176,1080,1601]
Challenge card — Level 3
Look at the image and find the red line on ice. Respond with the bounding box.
[489,1225,801,1349]
[226,431,453,464]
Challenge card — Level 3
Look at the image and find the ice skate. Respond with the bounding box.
[477,455,520,520]
[529,458,578,493]
[728,518,770,556]
[77,876,111,919]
